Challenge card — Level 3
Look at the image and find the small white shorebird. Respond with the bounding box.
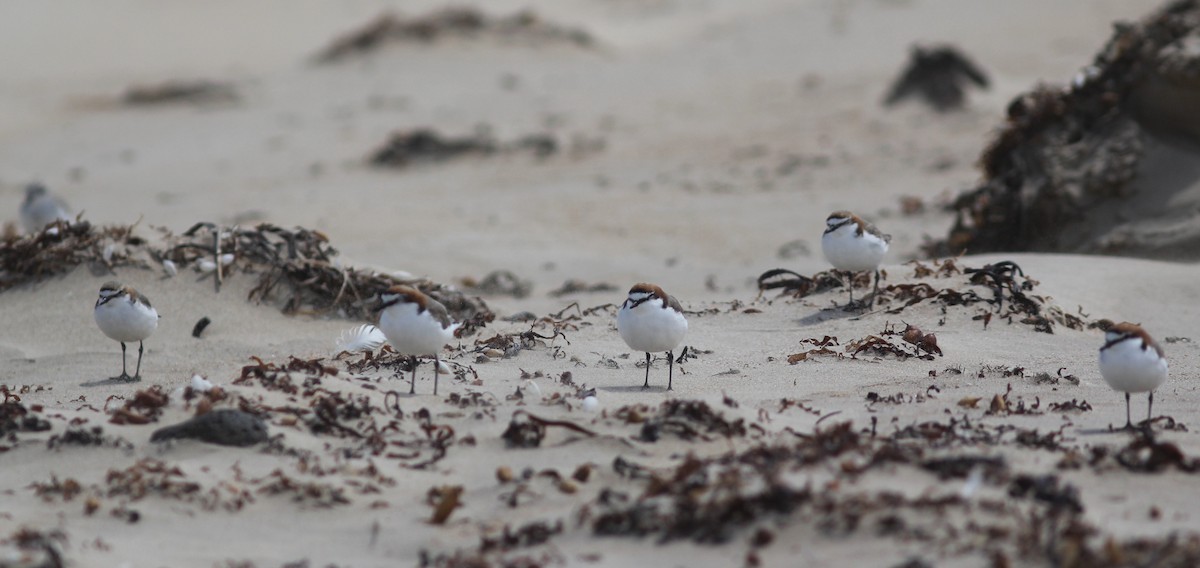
[616,283,688,390]
[821,210,891,307]
[20,183,72,234]
[1098,322,1168,429]
[376,285,460,395]
[94,281,159,381]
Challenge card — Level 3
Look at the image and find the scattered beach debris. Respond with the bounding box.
[191,316,212,338]
[313,7,595,63]
[121,80,238,106]
[150,409,268,447]
[368,128,556,168]
[760,259,1086,333]
[548,279,617,297]
[0,220,495,333]
[883,44,990,111]
[461,270,533,299]
[935,1,1200,258]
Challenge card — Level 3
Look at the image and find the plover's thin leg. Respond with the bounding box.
[642,352,651,389]
[871,269,881,307]
[1125,392,1132,429]
[120,342,128,378]
[434,354,440,396]
[134,341,144,378]
[667,350,674,391]
[845,271,854,305]
[1148,391,1154,422]
[410,356,417,395]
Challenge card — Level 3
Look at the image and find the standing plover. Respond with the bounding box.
[1098,322,1168,429]
[616,283,688,390]
[821,210,890,307]
[20,183,72,234]
[94,281,159,381]
[377,285,460,395]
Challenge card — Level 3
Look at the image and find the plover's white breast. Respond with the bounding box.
[1099,337,1168,393]
[379,302,457,356]
[20,192,71,233]
[617,299,688,354]
[822,223,889,272]
[95,296,159,343]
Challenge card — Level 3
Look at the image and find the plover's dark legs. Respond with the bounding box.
[844,271,854,305]
[642,352,651,389]
[410,356,418,395]
[120,342,128,376]
[133,341,145,378]
[1148,391,1154,422]
[871,269,882,307]
[434,354,440,396]
[667,350,674,391]
[1125,392,1133,430]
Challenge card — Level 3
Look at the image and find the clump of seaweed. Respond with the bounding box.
[934,1,1200,258]
[0,220,496,333]
[314,7,595,63]
[368,128,556,169]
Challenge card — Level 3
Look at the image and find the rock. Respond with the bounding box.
[150,409,268,447]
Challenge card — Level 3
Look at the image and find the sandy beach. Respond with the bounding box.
[3,1,1200,567]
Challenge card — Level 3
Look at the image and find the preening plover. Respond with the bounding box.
[20,183,72,234]
[377,285,460,395]
[1098,322,1168,429]
[616,283,688,390]
[821,210,890,307]
[94,281,159,381]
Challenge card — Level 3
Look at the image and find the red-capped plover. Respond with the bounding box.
[377,285,460,395]
[1099,322,1168,429]
[94,281,159,381]
[616,283,688,390]
[20,183,71,234]
[821,210,890,307]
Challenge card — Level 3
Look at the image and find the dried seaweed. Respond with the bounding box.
[107,385,169,425]
[0,221,495,333]
[883,44,990,111]
[314,8,595,63]
[0,390,51,437]
[122,80,238,106]
[0,221,143,291]
[368,128,556,168]
[934,1,1200,258]
[637,399,751,443]
[756,268,844,298]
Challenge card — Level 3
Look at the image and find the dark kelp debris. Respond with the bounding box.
[0,220,495,333]
[314,7,595,63]
[165,223,494,332]
[883,44,990,111]
[368,128,557,169]
[935,1,1200,258]
[590,414,1200,564]
[121,80,238,106]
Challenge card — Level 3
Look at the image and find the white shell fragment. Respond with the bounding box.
[582,396,600,412]
[162,259,178,277]
[197,259,217,273]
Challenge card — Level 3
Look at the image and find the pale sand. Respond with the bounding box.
[2,1,1196,567]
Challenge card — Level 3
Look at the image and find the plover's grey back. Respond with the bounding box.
[19,183,72,233]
